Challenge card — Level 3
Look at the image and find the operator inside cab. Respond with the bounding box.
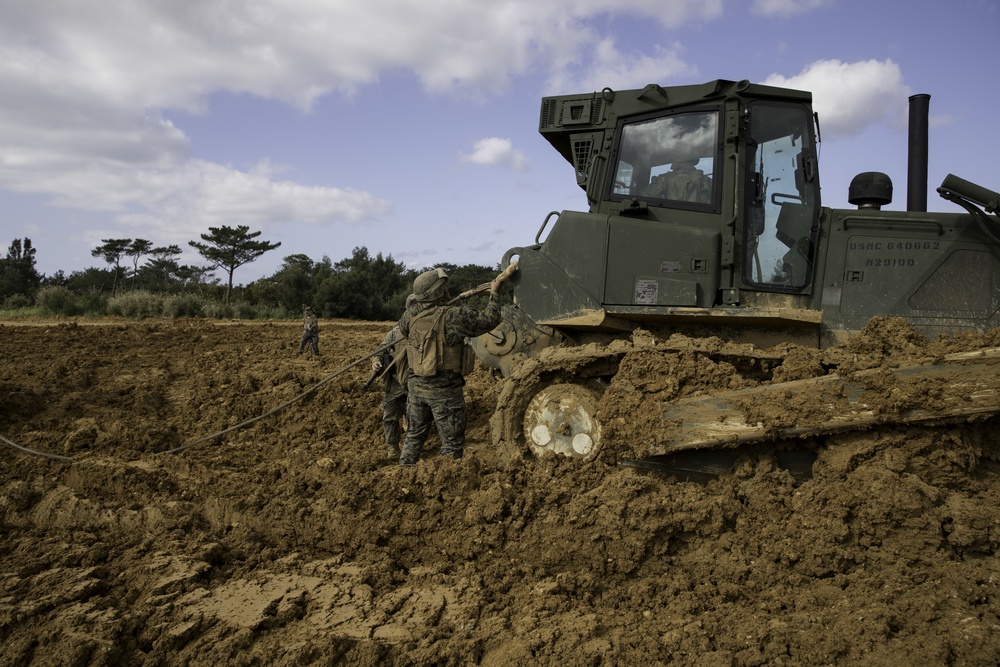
[642,158,713,204]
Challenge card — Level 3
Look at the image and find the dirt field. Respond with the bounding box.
[2,317,999,666]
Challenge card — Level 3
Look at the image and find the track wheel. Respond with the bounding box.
[523,383,602,461]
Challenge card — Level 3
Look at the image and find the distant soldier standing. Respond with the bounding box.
[298,306,319,357]
[396,267,505,465]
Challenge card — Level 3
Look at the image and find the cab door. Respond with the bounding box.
[602,107,725,308]
[740,100,821,294]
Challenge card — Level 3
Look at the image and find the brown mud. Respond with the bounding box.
[1,317,999,666]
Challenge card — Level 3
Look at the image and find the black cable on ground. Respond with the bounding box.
[1,343,390,462]
[1,434,75,462]
[159,345,389,455]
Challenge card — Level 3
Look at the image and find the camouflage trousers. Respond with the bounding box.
[398,391,467,464]
[381,386,408,446]
[298,332,319,356]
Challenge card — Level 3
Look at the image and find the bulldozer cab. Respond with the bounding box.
[524,80,822,321]
[603,96,820,296]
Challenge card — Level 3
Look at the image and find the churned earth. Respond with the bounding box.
[1,316,999,666]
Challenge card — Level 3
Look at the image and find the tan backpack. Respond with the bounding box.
[405,307,474,377]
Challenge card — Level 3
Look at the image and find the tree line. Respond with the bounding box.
[0,225,500,321]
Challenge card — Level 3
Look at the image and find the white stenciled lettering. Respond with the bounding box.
[865,258,917,268]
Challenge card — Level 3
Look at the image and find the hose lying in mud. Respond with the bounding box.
[159,346,389,455]
[0,345,389,463]
[0,434,75,462]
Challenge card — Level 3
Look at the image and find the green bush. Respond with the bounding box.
[263,305,289,320]
[164,294,206,318]
[2,293,33,309]
[230,302,285,320]
[236,302,258,320]
[29,286,286,321]
[81,292,108,316]
[203,302,234,319]
[107,290,165,318]
[35,286,86,316]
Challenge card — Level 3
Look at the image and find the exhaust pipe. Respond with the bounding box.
[907,93,930,212]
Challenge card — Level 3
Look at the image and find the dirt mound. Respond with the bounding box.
[1,317,999,665]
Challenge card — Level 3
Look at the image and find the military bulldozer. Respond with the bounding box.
[472,79,1000,466]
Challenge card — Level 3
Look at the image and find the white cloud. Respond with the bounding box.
[0,0,783,255]
[547,38,697,93]
[461,138,529,171]
[0,1,724,110]
[763,59,912,139]
[5,149,392,245]
[752,0,829,17]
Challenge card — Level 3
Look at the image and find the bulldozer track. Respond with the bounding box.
[492,338,1000,464]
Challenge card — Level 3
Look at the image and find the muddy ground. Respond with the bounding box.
[1,317,999,666]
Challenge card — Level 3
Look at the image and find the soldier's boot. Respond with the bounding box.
[398,442,422,466]
[386,442,401,460]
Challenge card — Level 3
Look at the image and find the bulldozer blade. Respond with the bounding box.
[621,449,817,484]
[620,451,738,481]
[655,348,1000,454]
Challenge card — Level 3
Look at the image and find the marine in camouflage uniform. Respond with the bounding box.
[298,307,319,356]
[371,325,408,459]
[396,268,503,465]
[643,159,712,204]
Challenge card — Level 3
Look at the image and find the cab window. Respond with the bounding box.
[609,109,721,211]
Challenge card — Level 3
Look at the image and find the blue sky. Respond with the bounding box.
[2,0,997,284]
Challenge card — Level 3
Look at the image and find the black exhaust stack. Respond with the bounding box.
[907,93,930,212]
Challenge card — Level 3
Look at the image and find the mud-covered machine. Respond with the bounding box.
[473,79,1000,465]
